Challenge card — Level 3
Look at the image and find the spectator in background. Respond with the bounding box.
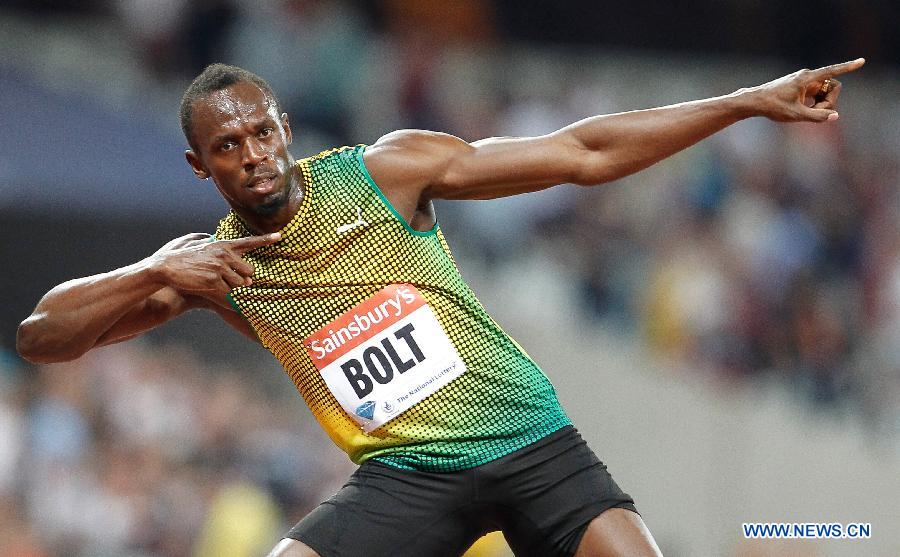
[1,343,352,557]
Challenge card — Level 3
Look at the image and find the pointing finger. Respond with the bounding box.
[812,58,865,79]
[223,232,282,254]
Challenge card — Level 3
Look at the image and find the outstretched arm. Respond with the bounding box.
[16,232,280,364]
[364,59,864,217]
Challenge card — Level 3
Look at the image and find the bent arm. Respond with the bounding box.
[18,269,259,364]
[92,289,259,347]
[17,232,278,364]
[17,261,177,363]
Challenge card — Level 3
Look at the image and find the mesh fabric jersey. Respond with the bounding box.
[215,145,570,472]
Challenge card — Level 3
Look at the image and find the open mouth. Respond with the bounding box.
[248,172,277,194]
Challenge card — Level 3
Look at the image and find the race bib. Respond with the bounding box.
[305,284,466,432]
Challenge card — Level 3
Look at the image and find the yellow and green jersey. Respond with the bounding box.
[214,145,570,472]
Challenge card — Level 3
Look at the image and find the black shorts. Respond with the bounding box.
[286,426,637,557]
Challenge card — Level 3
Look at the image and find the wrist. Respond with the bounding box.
[727,87,764,119]
[140,255,171,288]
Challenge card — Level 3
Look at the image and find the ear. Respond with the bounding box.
[281,112,292,145]
[185,150,209,180]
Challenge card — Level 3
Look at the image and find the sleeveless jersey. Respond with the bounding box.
[214,145,570,472]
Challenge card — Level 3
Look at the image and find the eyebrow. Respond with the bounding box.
[211,117,276,144]
[212,132,239,145]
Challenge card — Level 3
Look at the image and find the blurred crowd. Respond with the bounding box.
[440,89,899,429]
[545,118,900,419]
[2,1,899,556]
[0,342,354,557]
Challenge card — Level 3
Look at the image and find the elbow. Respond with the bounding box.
[571,175,610,188]
[570,166,613,187]
[569,154,617,187]
[16,317,82,364]
[555,134,614,186]
[15,318,41,363]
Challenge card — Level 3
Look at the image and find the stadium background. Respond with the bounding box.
[1,1,898,556]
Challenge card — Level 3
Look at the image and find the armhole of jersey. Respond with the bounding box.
[225,293,244,316]
[356,146,438,237]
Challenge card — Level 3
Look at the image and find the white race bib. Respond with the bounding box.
[305,284,466,432]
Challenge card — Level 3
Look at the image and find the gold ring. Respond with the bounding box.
[820,79,833,95]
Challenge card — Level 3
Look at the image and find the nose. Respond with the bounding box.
[241,138,267,169]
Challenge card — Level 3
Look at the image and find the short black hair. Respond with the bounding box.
[179,63,280,150]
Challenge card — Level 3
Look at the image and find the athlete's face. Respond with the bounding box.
[185,81,295,217]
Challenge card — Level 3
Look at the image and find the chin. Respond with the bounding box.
[253,190,289,216]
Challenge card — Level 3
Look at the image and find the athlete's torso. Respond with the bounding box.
[215,145,569,472]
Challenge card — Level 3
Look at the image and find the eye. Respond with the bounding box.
[259,128,274,138]
[220,141,237,152]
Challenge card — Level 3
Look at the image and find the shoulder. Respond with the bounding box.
[372,129,465,150]
[366,129,471,166]
[214,211,248,241]
[356,130,470,217]
[363,130,472,191]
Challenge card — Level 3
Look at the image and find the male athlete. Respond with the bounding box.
[17,57,864,556]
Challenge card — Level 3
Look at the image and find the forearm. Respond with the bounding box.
[17,231,280,363]
[560,90,756,185]
[16,259,170,363]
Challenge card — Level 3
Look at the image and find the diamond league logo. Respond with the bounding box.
[355,401,376,420]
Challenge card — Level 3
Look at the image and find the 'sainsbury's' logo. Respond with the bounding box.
[337,207,368,234]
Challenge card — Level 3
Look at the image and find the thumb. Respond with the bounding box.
[799,105,839,123]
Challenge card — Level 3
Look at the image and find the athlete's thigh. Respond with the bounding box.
[574,508,662,557]
[285,461,480,557]
[487,427,639,556]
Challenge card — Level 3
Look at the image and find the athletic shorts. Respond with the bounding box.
[285,425,637,557]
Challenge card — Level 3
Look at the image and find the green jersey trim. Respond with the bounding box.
[356,146,438,238]
[225,293,244,316]
[208,233,245,316]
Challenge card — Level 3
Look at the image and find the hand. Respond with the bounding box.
[746,58,865,123]
[148,232,281,301]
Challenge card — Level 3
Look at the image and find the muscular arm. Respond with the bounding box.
[93,289,260,348]
[17,233,278,364]
[17,262,178,363]
[365,59,864,220]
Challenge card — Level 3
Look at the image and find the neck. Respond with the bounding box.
[236,164,304,234]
